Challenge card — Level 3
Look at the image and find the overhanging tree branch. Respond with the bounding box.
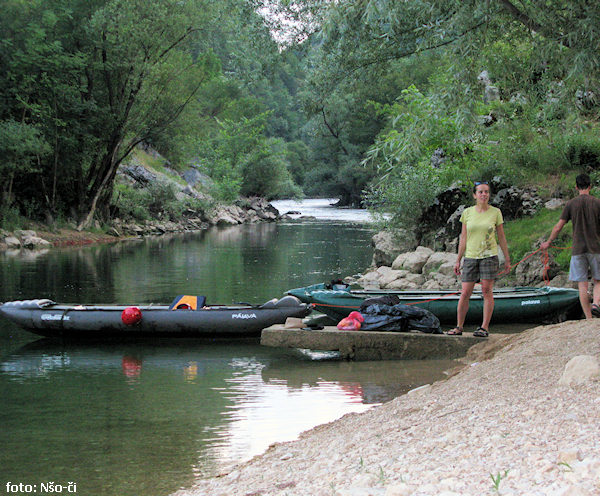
[495,0,544,33]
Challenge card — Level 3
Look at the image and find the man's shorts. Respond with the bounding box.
[462,256,499,283]
[569,253,600,282]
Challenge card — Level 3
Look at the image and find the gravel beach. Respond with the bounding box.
[173,320,600,496]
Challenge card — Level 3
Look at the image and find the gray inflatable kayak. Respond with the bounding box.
[0,295,312,339]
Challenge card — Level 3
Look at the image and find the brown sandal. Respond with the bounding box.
[446,327,463,335]
[473,327,489,337]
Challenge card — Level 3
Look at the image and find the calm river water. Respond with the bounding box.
[0,200,456,496]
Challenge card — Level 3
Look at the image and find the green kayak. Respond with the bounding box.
[287,283,581,324]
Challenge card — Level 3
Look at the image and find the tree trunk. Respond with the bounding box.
[77,139,122,230]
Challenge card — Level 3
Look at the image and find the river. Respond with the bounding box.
[0,200,456,496]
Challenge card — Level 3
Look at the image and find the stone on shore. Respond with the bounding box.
[357,247,459,290]
[422,252,457,275]
[391,246,433,273]
[3,236,21,249]
[559,355,600,386]
[21,235,51,249]
[0,197,281,251]
[369,228,576,288]
[372,231,417,268]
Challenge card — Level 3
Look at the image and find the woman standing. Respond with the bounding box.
[447,181,511,337]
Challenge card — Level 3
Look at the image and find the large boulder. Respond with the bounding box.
[21,235,51,249]
[371,230,417,268]
[376,266,407,288]
[422,252,458,275]
[182,164,214,189]
[3,236,21,249]
[181,184,211,202]
[558,355,600,386]
[430,272,459,288]
[205,205,244,225]
[491,186,543,220]
[357,270,382,289]
[247,197,279,221]
[391,246,433,273]
[15,230,37,239]
[515,247,561,286]
[478,70,500,103]
[417,184,468,243]
[383,277,419,290]
[120,164,157,186]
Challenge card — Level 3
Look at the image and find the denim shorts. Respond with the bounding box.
[462,256,499,282]
[569,253,600,282]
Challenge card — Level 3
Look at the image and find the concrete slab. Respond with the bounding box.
[261,325,500,360]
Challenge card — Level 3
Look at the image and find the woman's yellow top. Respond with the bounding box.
[460,205,503,259]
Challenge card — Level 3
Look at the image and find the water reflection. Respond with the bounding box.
[0,338,454,495]
[0,222,375,305]
[0,220,455,496]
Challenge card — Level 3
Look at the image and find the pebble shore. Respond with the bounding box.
[173,320,600,496]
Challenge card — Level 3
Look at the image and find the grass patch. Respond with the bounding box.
[504,208,572,271]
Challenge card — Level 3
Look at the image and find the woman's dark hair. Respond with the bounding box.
[472,181,492,194]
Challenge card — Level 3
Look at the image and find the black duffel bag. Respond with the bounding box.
[359,300,442,334]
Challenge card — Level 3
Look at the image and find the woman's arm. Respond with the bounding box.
[496,223,511,271]
[454,222,467,275]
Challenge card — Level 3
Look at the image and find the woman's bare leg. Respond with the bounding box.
[457,281,476,328]
[481,279,495,329]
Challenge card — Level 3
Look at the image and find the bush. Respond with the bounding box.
[0,205,24,231]
[112,182,202,222]
[112,184,150,222]
[565,131,600,171]
[145,183,181,219]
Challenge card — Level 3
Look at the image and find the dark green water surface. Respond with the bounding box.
[0,221,456,496]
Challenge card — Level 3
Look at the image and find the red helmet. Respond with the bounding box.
[121,306,142,325]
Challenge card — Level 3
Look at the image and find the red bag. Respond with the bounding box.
[337,311,364,331]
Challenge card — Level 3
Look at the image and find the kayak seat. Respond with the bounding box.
[169,295,206,311]
[260,295,302,309]
[2,299,57,309]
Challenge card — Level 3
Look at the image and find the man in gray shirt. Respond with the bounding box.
[541,173,600,319]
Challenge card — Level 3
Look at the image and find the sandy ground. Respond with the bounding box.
[173,320,600,496]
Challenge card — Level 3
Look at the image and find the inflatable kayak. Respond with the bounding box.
[0,295,312,339]
[287,283,581,324]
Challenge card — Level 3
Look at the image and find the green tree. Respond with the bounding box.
[0,0,219,228]
[0,119,50,214]
[284,0,600,217]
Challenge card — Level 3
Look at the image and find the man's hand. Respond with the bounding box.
[540,241,551,251]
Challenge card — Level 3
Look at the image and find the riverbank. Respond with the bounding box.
[0,198,284,251]
[174,320,600,496]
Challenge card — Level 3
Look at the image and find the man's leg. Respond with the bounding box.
[570,255,591,319]
[578,281,592,319]
[588,254,600,311]
[593,279,600,307]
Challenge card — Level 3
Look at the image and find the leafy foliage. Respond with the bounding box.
[285,0,600,226]
[4,0,600,234]
[363,85,477,228]
[0,0,307,229]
